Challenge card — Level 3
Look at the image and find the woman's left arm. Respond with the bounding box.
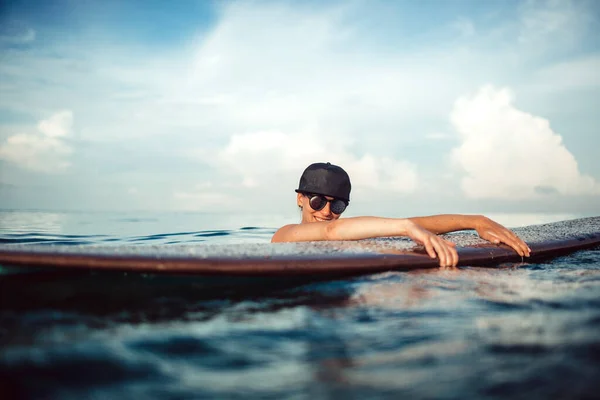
[408,214,531,257]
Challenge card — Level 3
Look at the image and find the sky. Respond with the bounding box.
[0,0,599,226]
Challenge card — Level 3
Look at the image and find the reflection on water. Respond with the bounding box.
[0,210,279,245]
[1,211,599,399]
[3,252,599,398]
[0,209,587,237]
[0,211,65,235]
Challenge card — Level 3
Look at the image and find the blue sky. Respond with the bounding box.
[0,0,599,226]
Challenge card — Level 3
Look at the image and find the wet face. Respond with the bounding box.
[297,193,343,223]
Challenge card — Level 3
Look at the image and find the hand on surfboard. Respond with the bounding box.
[405,222,458,268]
[475,217,531,257]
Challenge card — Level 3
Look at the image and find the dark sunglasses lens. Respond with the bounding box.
[309,195,326,211]
[330,200,346,214]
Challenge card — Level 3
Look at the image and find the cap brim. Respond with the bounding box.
[294,189,349,203]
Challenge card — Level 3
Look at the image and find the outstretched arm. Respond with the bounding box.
[272,217,458,268]
[408,214,531,257]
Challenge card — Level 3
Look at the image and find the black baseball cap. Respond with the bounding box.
[295,162,351,202]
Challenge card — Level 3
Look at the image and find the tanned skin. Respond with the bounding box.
[272,193,531,268]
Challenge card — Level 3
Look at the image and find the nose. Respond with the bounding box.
[321,201,332,216]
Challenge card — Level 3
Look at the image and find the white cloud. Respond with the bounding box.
[0,133,72,172]
[171,1,487,144]
[37,110,73,138]
[0,1,598,214]
[206,130,419,195]
[0,110,74,173]
[450,85,599,199]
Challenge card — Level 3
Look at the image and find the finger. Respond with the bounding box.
[494,233,519,253]
[505,239,524,257]
[433,239,450,268]
[441,241,452,268]
[446,241,458,267]
[429,239,443,266]
[501,235,528,257]
[424,239,437,259]
[498,234,526,257]
[513,238,530,257]
[503,230,531,256]
[513,236,531,257]
[430,239,444,267]
[450,243,459,267]
[438,240,452,268]
[488,232,524,256]
[493,229,530,257]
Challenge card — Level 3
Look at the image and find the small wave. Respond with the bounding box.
[128,235,168,242]
[487,343,549,355]
[0,237,96,246]
[194,231,231,238]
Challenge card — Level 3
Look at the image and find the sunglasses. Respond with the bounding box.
[306,194,347,214]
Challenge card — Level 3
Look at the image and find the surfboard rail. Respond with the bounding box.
[0,216,599,276]
[0,220,600,276]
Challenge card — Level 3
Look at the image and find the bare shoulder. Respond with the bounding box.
[271,222,331,243]
[271,224,300,243]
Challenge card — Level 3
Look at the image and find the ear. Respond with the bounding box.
[297,193,303,208]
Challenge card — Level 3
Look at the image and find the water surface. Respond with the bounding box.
[1,210,599,399]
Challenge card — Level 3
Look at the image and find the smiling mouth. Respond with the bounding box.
[314,217,332,222]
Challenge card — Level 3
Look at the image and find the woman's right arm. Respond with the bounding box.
[271,217,458,267]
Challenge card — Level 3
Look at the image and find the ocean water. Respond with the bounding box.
[1,210,600,399]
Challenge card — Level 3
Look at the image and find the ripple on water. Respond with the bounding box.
[1,342,170,398]
[1,222,600,398]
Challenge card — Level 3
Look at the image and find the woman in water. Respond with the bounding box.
[272,162,531,268]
